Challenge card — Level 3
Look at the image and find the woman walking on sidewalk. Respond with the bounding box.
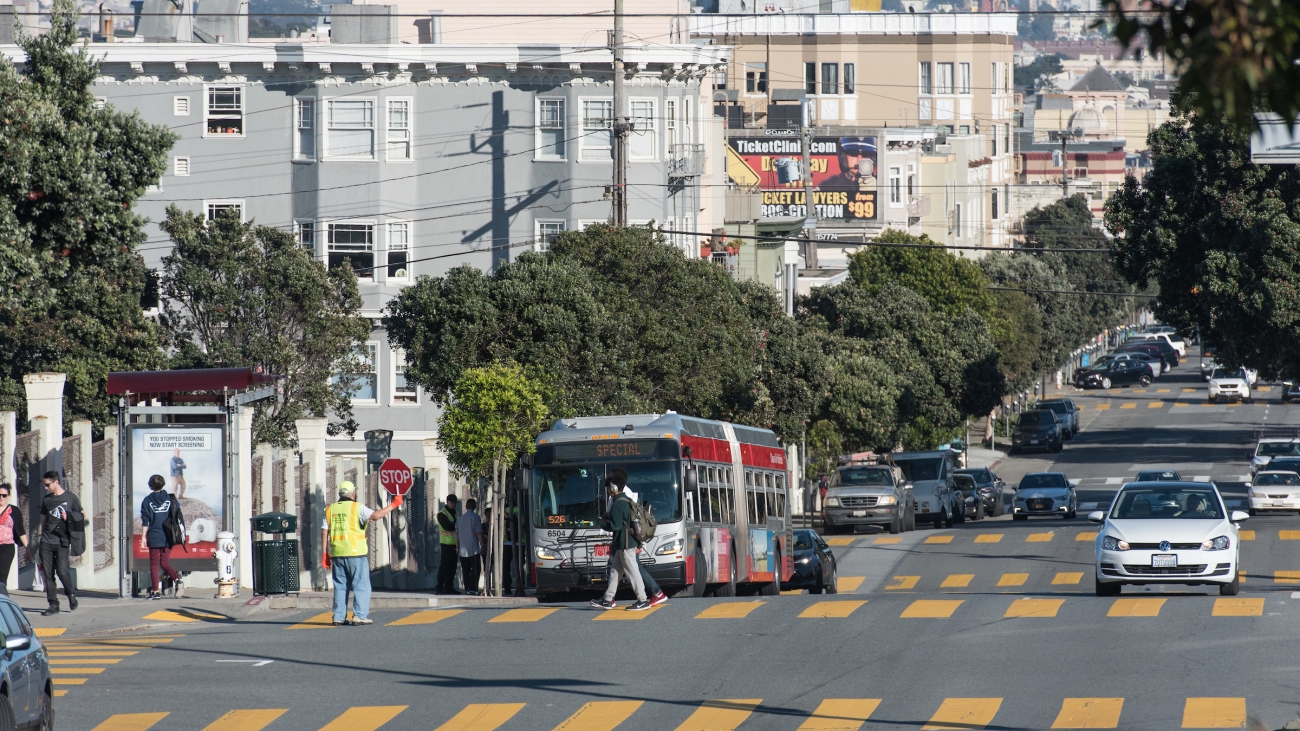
[0,484,28,586]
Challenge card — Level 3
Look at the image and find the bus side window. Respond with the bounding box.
[747,489,757,524]
[776,474,787,518]
[755,482,767,523]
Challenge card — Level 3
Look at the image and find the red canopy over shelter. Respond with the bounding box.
[107,368,279,395]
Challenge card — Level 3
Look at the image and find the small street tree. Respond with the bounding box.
[437,363,549,597]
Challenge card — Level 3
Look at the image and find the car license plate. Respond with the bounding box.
[852,510,867,517]
[593,544,610,558]
[1274,502,1287,507]
[1030,439,1039,445]
[1152,554,1177,568]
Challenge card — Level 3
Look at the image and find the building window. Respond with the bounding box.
[629,99,655,161]
[536,220,565,252]
[174,96,190,116]
[296,98,315,159]
[820,63,838,95]
[936,63,954,95]
[205,200,244,222]
[919,62,932,95]
[991,133,998,157]
[326,99,375,159]
[205,86,243,135]
[919,98,932,120]
[844,63,855,94]
[536,99,565,160]
[958,62,971,94]
[327,223,375,280]
[386,222,409,281]
[805,62,816,95]
[1005,124,1011,156]
[713,70,727,91]
[954,203,963,237]
[937,99,954,120]
[906,163,915,197]
[297,221,315,254]
[745,63,767,94]
[93,97,107,110]
[174,156,190,176]
[581,99,613,159]
[889,166,902,204]
[666,99,677,150]
[386,99,411,161]
[351,343,378,401]
[992,189,999,220]
[959,124,971,135]
[392,349,417,404]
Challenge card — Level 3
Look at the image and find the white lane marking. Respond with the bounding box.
[1193,475,1211,482]
[1069,479,1081,486]
[1106,477,1123,485]
[216,659,275,667]
[1079,502,1099,510]
[1236,475,1252,482]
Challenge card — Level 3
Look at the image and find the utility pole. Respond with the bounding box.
[800,99,818,269]
[611,0,628,227]
[1060,132,1069,201]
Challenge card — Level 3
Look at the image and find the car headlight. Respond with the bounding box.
[1102,536,1130,551]
[654,538,684,556]
[1202,536,1231,551]
[535,546,561,560]
[824,497,840,507]
[876,495,896,506]
[797,556,811,564]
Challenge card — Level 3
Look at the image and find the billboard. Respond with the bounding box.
[727,136,879,221]
[128,425,226,569]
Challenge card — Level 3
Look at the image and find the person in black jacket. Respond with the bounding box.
[140,474,183,600]
[590,468,649,612]
[39,471,82,616]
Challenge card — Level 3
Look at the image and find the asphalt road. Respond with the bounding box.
[55,365,1300,731]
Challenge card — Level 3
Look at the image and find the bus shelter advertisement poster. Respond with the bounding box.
[129,426,225,564]
[727,136,878,221]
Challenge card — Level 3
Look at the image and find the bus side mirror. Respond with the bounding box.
[684,465,699,493]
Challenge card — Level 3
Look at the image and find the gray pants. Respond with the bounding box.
[602,548,646,603]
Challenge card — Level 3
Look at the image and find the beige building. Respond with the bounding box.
[1030,65,1169,154]
[375,0,691,45]
[919,134,994,254]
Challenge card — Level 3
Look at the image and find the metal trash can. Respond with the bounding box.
[251,512,300,596]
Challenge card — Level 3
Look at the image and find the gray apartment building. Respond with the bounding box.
[1,30,726,469]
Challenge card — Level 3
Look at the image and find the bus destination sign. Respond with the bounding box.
[550,440,663,462]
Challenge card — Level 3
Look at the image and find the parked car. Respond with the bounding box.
[1281,381,1300,403]
[782,529,838,594]
[955,467,1006,517]
[1090,481,1245,596]
[1014,472,1077,520]
[821,464,915,535]
[1129,332,1186,357]
[1122,338,1181,367]
[1011,410,1064,454]
[1114,348,1168,376]
[1208,366,1252,403]
[952,473,986,521]
[1076,360,1155,389]
[1135,469,1182,482]
[1037,399,1080,438]
[890,450,963,528]
[1073,354,1134,385]
[1247,471,1300,515]
[0,593,52,730]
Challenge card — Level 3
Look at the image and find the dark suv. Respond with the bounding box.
[1036,399,1080,439]
[1011,409,1063,454]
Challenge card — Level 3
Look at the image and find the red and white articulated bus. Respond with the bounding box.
[529,412,794,598]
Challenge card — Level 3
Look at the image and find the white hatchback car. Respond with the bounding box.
[1091,482,1246,596]
[1247,470,1300,514]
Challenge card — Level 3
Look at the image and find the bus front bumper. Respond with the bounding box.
[535,560,686,593]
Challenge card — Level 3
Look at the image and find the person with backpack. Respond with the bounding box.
[0,483,28,586]
[590,468,650,611]
[620,485,668,607]
[39,471,83,615]
[140,474,185,600]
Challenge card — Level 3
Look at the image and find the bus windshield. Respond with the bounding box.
[533,461,683,529]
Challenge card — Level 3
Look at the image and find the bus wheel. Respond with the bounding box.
[691,548,707,598]
[759,553,781,596]
[714,547,737,597]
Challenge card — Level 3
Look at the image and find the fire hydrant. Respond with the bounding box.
[214,531,238,598]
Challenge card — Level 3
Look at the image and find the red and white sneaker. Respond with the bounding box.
[649,591,668,607]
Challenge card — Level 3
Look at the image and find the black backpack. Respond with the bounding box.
[163,497,187,551]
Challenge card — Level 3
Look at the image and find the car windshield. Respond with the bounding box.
[1212,367,1247,380]
[1257,442,1300,457]
[957,468,992,483]
[1018,411,1054,427]
[1110,487,1224,519]
[893,457,943,482]
[835,467,892,486]
[1020,473,1068,489]
[533,461,683,528]
[953,475,977,491]
[1256,472,1300,486]
[1135,470,1181,481]
[794,530,815,550]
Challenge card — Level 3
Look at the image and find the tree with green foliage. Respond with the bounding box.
[0,0,173,430]
[847,230,993,319]
[1105,105,1300,376]
[159,206,371,446]
[805,420,844,482]
[437,363,549,597]
[1014,54,1064,92]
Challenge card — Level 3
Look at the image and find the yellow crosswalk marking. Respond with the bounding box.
[1280,530,1300,540]
[825,537,856,546]
[1181,698,1246,728]
[1274,571,1300,584]
[924,535,954,544]
[200,709,289,731]
[1239,530,1255,541]
[53,690,66,697]
[797,699,881,730]
[432,704,521,731]
[49,658,121,665]
[696,602,765,619]
[1132,389,1147,393]
[781,590,803,596]
[672,699,761,731]
[872,536,902,545]
[1051,698,1124,728]
[92,713,170,731]
[315,702,405,723]
[49,651,139,657]
[901,600,963,618]
[489,608,560,623]
[1175,402,1188,407]
[387,609,463,626]
[1183,388,1196,392]
[1148,402,1163,409]
[1212,598,1264,617]
[1108,389,1121,394]
[50,667,105,674]
[800,601,867,618]
[551,701,643,731]
[593,606,663,621]
[144,610,225,623]
[921,698,1003,730]
[52,679,87,685]
[1121,403,1136,409]
[1108,598,1166,617]
[1157,388,1171,393]
[1076,532,1098,541]
[837,577,865,593]
[1052,572,1084,585]
[34,628,66,637]
[1027,532,1054,542]
[886,576,919,590]
[997,573,1028,587]
[940,574,973,588]
[974,534,1003,543]
[288,612,346,630]
[1095,404,1110,411]
[1004,598,1064,618]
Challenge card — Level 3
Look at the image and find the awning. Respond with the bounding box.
[107,368,280,395]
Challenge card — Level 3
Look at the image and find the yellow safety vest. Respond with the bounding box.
[437,507,456,546]
[326,501,368,558]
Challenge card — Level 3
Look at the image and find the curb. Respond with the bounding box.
[261,594,538,610]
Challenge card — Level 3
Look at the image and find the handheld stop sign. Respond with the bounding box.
[378,458,414,496]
